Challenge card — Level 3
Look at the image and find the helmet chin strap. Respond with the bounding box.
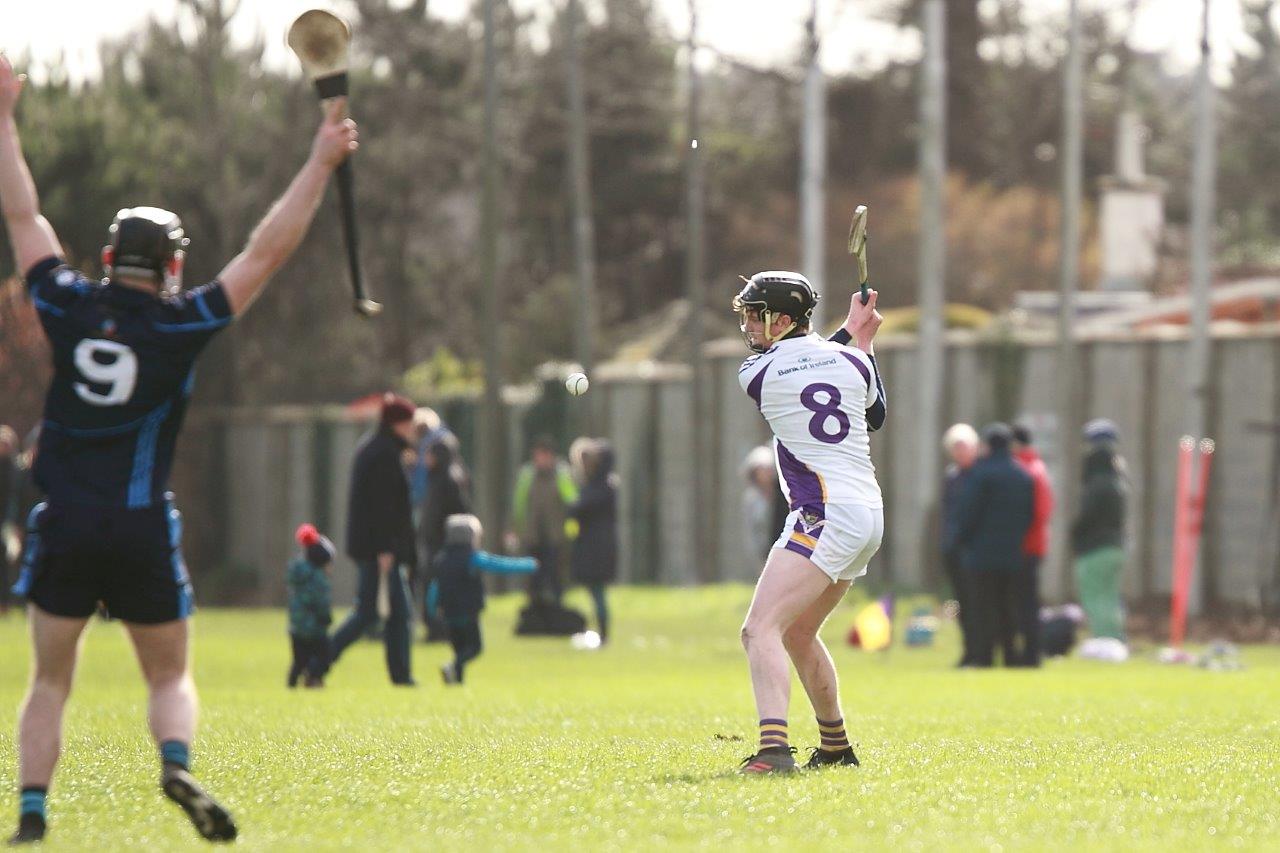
[761,309,797,346]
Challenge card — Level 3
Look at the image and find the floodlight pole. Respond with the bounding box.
[801,0,827,330]
[1186,0,1216,614]
[479,0,506,547]
[1053,0,1085,602]
[565,0,599,433]
[917,0,946,591]
[686,0,710,580]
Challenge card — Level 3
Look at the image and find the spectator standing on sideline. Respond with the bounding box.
[407,409,449,593]
[741,446,789,562]
[419,434,471,642]
[511,436,578,605]
[954,423,1035,668]
[1072,419,1129,643]
[568,439,619,644]
[1011,423,1054,667]
[940,423,980,667]
[329,393,418,686]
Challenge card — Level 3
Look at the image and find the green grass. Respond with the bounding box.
[1,586,1278,851]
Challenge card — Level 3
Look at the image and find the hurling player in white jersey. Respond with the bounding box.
[732,270,886,774]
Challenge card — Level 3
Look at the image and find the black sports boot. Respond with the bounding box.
[162,765,238,842]
[738,746,798,775]
[7,814,45,846]
[804,746,860,769]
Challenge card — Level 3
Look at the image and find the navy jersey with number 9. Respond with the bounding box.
[26,255,234,508]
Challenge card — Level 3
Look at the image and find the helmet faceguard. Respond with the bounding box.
[731,270,819,353]
[105,207,190,296]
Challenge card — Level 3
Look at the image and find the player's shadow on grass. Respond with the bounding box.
[655,768,805,785]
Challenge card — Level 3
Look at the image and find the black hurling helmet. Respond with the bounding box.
[731,270,819,353]
[108,207,189,293]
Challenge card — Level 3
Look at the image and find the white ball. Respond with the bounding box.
[565,372,590,396]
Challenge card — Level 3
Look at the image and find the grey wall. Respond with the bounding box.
[190,327,1280,612]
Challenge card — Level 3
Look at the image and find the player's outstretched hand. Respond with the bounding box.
[310,97,359,169]
[0,55,27,116]
[845,288,883,350]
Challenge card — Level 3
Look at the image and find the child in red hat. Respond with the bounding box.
[288,523,335,688]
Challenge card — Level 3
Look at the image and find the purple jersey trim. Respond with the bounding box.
[839,351,872,389]
[776,441,826,508]
[746,360,773,409]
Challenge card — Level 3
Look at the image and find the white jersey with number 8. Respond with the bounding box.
[738,333,883,509]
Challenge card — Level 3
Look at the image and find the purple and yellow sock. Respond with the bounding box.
[758,718,789,750]
[817,717,850,752]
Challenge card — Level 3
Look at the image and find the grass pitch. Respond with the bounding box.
[1,586,1277,851]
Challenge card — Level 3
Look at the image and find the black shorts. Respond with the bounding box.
[12,499,195,624]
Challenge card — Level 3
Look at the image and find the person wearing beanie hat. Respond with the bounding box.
[287,524,335,688]
[953,422,1036,667]
[1071,420,1130,643]
[330,391,419,685]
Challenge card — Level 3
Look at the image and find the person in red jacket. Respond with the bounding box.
[1011,424,1055,667]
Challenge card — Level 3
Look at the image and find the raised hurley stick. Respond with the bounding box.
[287,10,382,317]
[848,205,870,305]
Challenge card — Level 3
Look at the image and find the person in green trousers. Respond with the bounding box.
[1071,420,1129,641]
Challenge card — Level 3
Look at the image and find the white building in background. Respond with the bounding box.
[1098,110,1167,292]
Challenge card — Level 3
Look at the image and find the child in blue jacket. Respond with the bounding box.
[431,514,536,684]
[288,524,334,688]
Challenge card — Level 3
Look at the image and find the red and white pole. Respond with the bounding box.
[1170,437,1215,647]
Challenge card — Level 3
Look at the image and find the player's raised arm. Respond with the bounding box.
[0,55,61,276]
[217,97,358,315]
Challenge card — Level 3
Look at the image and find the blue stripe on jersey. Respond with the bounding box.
[128,400,174,508]
[194,291,216,322]
[33,297,66,317]
[154,315,231,333]
[166,502,195,618]
[10,503,47,598]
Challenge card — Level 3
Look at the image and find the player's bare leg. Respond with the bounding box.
[782,580,849,720]
[11,609,89,844]
[782,583,861,768]
[738,548,832,773]
[126,620,237,842]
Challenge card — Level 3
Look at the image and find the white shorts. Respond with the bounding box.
[772,503,884,583]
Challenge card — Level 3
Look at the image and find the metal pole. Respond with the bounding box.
[801,0,827,330]
[1055,0,1085,602]
[686,0,709,579]
[916,0,946,591]
[565,0,598,432]
[479,0,505,547]
[1186,0,1216,614]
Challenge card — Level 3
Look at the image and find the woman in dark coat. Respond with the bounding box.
[568,439,618,643]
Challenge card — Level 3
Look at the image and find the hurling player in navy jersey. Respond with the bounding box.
[0,54,358,844]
